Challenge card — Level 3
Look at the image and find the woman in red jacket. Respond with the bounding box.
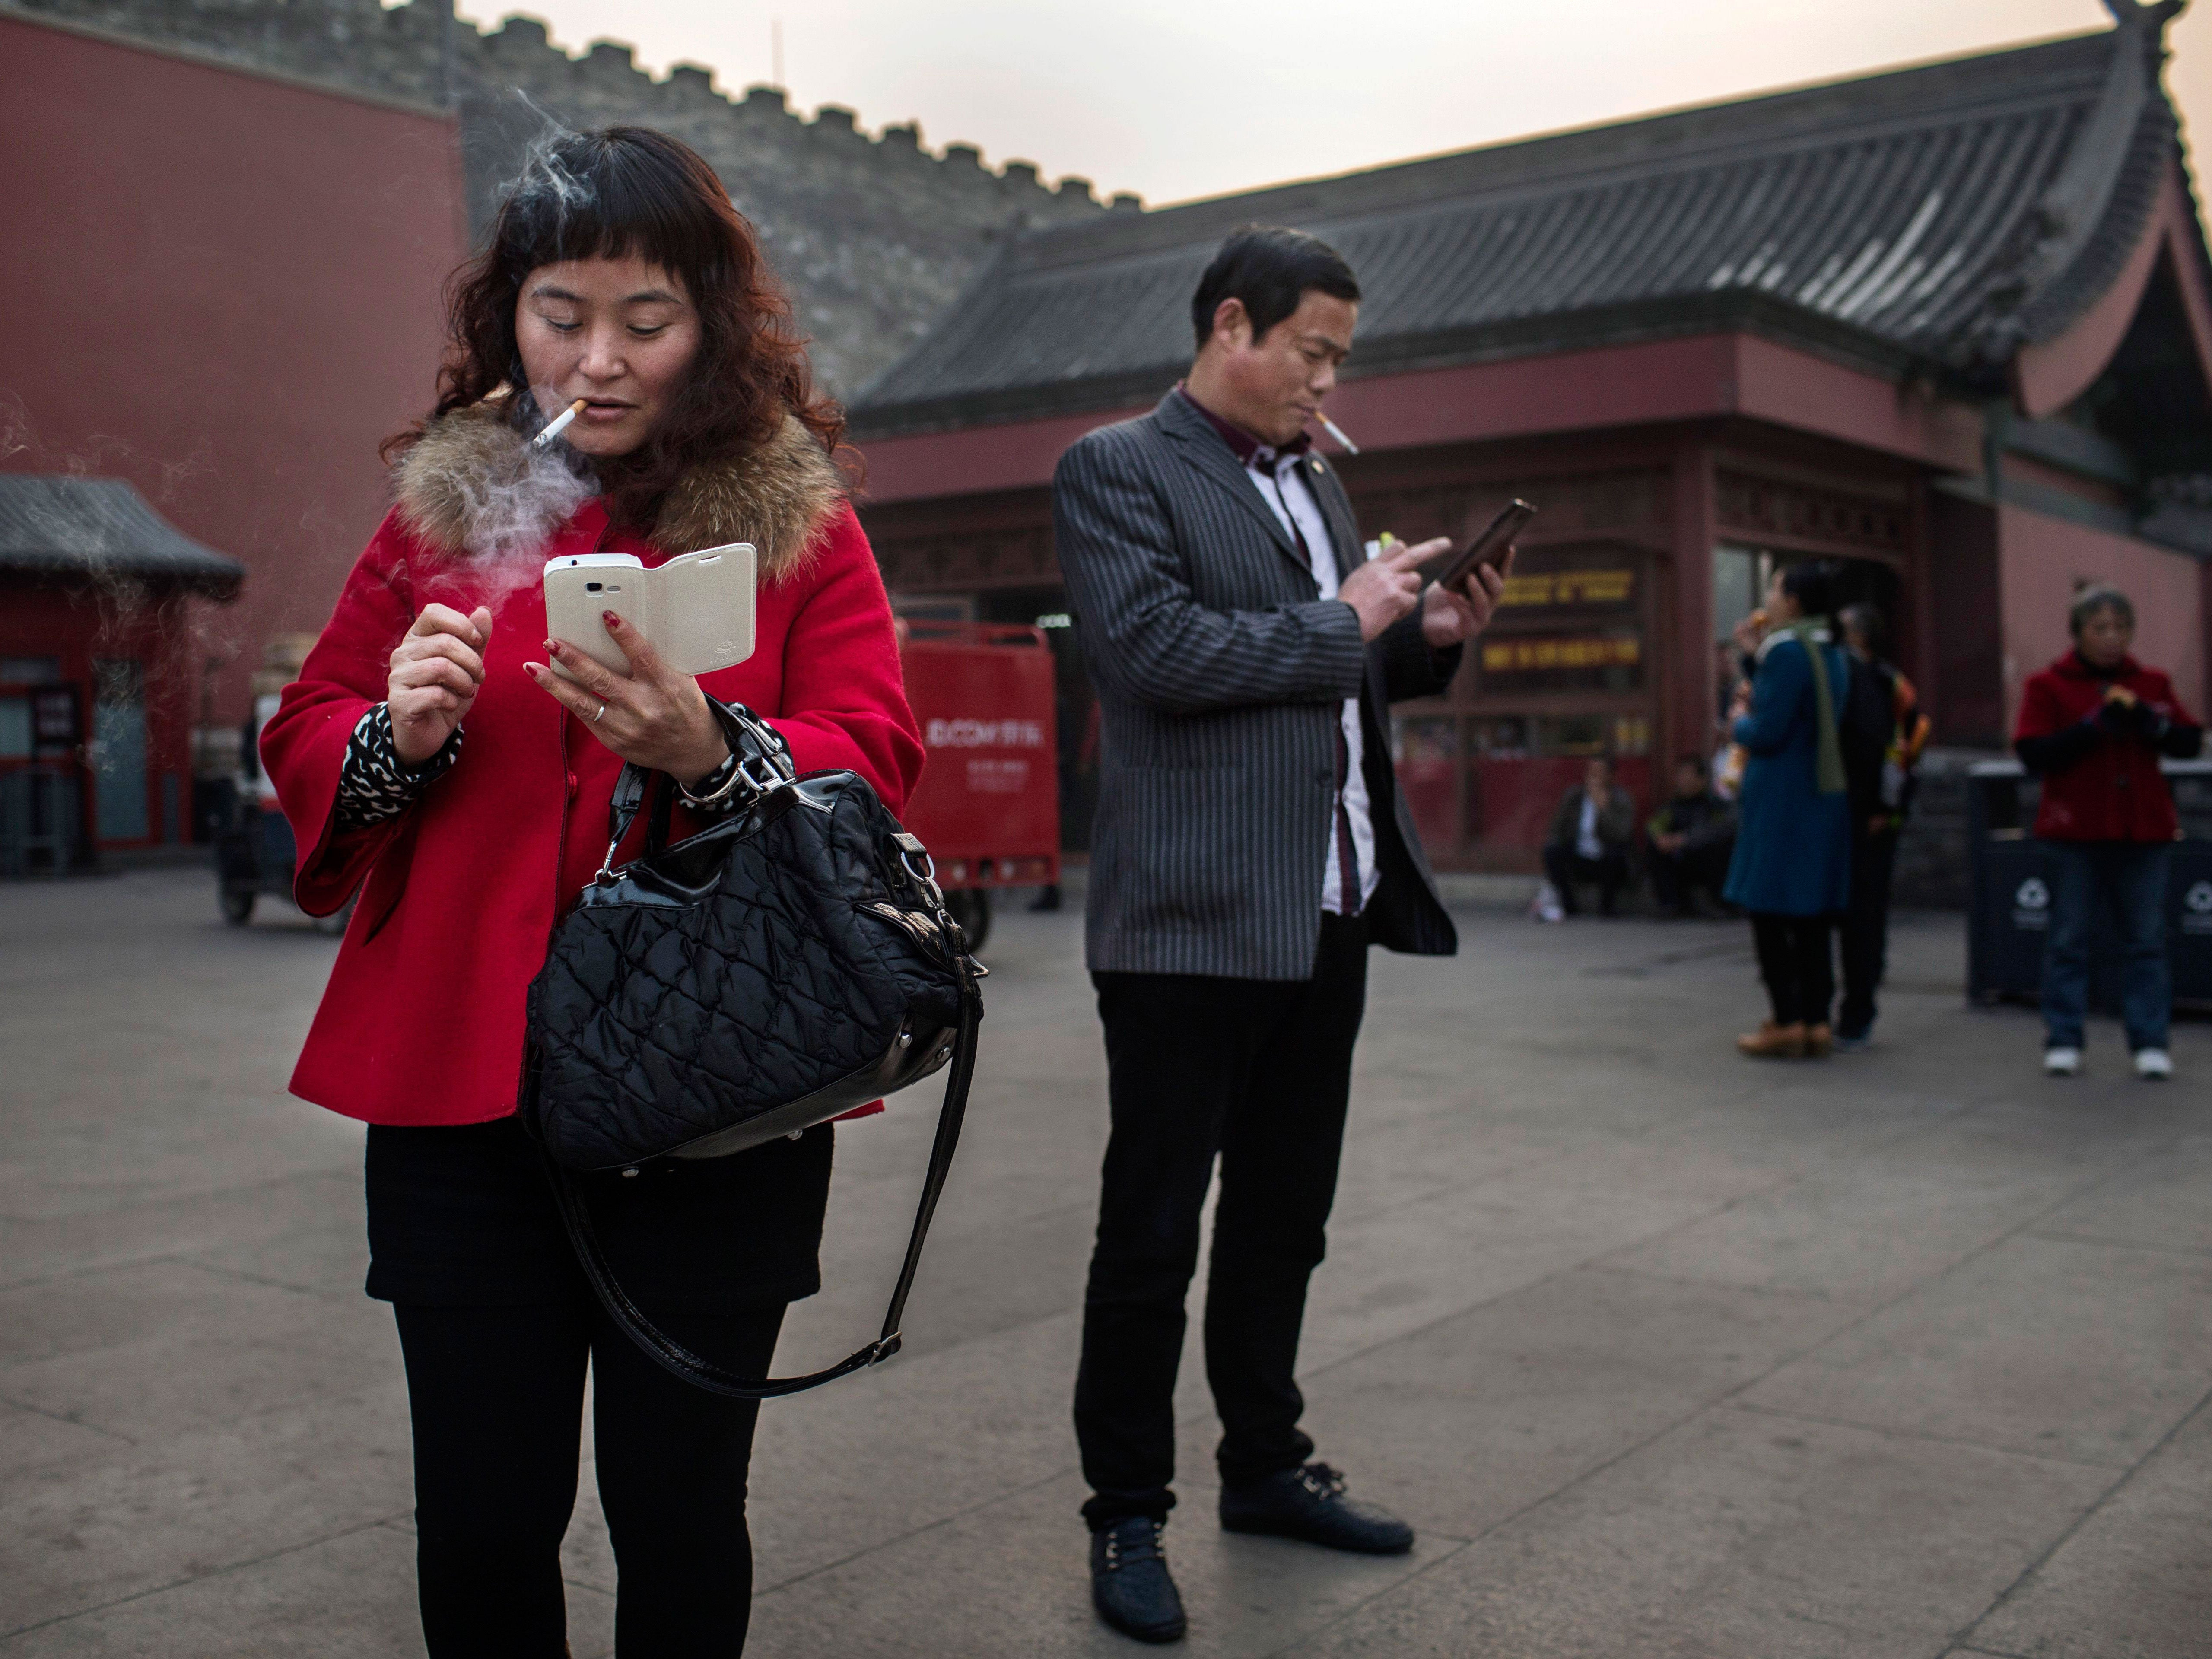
[2013,585,2200,1080]
[261,128,922,1656]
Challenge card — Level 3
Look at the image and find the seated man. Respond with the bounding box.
[1541,755,1634,917]
[1646,753,1737,917]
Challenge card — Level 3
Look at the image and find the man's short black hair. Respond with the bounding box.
[1191,225,1361,351]
[1838,601,1890,659]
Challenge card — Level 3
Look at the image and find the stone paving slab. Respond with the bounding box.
[2029,1132,2212,1257]
[1290,1266,1865,1539]
[1601,1109,2139,1304]
[744,1469,1446,1659]
[1743,1233,2212,1468]
[1277,1408,2114,1659]
[0,1383,412,1633]
[1967,1397,2212,1658]
[6,870,2211,1655]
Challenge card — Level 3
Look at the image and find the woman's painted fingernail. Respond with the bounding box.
[602,610,621,627]
[544,639,559,656]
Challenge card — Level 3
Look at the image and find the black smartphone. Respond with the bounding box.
[1416,499,1537,591]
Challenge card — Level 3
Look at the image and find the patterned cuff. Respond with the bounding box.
[333,703,462,832]
[677,748,744,813]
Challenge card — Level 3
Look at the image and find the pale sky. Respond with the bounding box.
[452,0,2212,210]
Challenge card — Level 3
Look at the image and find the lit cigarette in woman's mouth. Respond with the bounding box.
[1313,411,1359,454]
[531,398,588,450]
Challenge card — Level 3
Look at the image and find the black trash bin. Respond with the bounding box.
[1967,758,2212,1011]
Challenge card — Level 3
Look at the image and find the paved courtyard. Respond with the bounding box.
[3,866,2210,1656]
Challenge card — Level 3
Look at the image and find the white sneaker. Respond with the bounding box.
[2044,1047,2082,1077]
[1531,882,1565,924]
[2134,1049,2173,1080]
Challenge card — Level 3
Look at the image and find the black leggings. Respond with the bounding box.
[394,1298,785,1658]
[1751,912,1837,1028]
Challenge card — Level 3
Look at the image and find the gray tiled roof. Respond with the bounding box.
[0,475,243,593]
[854,16,2197,436]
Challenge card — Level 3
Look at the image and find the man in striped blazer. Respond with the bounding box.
[1054,224,1509,1645]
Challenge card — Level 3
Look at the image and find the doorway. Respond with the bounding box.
[92,658,149,843]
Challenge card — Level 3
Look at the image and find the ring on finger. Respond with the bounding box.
[592,701,606,723]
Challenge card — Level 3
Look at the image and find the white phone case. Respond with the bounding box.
[543,544,757,681]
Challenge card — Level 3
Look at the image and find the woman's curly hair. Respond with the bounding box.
[385,125,846,524]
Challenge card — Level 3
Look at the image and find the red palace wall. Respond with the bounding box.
[1997,505,2209,728]
[0,16,467,722]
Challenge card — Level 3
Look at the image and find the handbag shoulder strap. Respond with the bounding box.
[542,992,982,1400]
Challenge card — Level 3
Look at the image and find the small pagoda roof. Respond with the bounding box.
[0,475,244,596]
[854,5,2204,437]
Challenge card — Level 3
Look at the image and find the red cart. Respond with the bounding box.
[896,620,1060,951]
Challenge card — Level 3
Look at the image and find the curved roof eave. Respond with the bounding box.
[0,477,245,598]
[854,13,2205,436]
[1952,2,2196,372]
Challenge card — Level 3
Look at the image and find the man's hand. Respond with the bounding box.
[1338,541,1427,641]
[1419,547,1513,648]
[388,603,492,766]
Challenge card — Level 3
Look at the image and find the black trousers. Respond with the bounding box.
[1075,912,1369,1529]
[1751,911,1837,1027]
[1838,831,1898,1037]
[1649,843,1732,915]
[367,1118,825,1658]
[1541,845,1629,915]
[395,1298,784,1658]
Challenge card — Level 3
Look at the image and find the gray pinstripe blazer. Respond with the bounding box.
[1053,391,1461,979]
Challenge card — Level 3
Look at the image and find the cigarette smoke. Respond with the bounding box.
[412,435,596,614]
[402,94,605,619]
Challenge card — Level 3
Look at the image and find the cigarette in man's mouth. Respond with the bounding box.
[1313,410,1359,454]
[531,398,588,450]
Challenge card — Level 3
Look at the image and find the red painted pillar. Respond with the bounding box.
[1669,437,1716,772]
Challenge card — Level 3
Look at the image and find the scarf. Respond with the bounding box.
[1785,620,1848,796]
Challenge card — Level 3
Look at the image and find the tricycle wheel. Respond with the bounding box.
[219,888,255,926]
[944,889,992,955]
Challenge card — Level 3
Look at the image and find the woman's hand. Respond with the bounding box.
[524,612,731,784]
[389,604,493,766]
[1730,612,1764,655]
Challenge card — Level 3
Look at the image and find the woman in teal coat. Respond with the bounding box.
[1724,561,1853,1057]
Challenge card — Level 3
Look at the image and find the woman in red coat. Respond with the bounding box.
[2013,585,2201,1080]
[261,127,921,1656]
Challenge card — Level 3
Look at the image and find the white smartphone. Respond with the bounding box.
[543,543,758,681]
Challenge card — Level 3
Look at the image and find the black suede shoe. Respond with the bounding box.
[1090,1517,1186,1644]
[1219,1462,1414,1554]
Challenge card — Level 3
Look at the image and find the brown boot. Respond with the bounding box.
[1737,1020,1807,1058]
[1805,1024,1834,1058]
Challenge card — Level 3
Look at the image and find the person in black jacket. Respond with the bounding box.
[1833,604,1929,1050]
[1052,225,1508,1645]
[1540,756,1635,917]
[1646,753,1735,917]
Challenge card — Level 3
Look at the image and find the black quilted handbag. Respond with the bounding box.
[519,699,985,1399]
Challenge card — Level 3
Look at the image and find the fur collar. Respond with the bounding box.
[391,402,845,581]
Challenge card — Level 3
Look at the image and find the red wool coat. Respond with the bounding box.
[2013,652,2194,842]
[262,410,923,1126]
